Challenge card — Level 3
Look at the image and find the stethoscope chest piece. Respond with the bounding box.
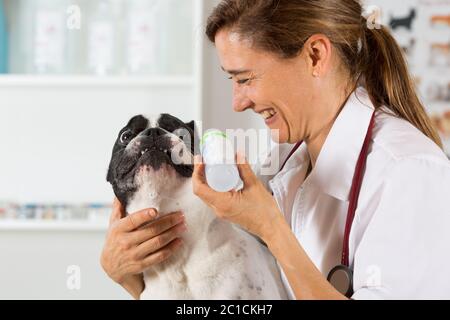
[327,265,354,298]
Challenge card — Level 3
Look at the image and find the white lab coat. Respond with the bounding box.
[256,86,450,299]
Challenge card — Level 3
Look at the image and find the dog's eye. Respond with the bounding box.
[120,130,134,145]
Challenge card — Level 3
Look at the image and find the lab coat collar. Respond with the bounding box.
[307,86,375,201]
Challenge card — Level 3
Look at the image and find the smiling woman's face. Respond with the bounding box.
[215,29,319,144]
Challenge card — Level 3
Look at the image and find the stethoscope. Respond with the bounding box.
[277,111,376,298]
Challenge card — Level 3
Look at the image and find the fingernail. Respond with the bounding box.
[148,209,157,218]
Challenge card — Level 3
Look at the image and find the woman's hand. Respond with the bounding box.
[100,198,187,299]
[192,153,283,241]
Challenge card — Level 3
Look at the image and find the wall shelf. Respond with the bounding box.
[0,219,108,231]
[0,75,195,88]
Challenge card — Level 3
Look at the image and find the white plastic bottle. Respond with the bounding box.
[125,0,161,75]
[31,0,69,74]
[200,129,241,192]
[87,0,118,75]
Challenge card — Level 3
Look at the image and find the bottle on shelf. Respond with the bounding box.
[29,0,69,74]
[87,0,121,76]
[54,204,71,221]
[19,204,37,220]
[0,200,14,219]
[0,0,8,74]
[124,0,162,75]
[87,203,110,223]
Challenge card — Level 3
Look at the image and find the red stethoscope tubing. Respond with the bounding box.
[279,111,376,267]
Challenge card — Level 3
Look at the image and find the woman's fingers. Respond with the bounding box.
[134,222,187,259]
[236,152,257,187]
[192,155,223,207]
[130,211,185,244]
[117,208,159,232]
[140,238,184,269]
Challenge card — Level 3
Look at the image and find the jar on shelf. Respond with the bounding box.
[19,204,37,220]
[0,201,15,219]
[70,204,89,220]
[87,203,102,222]
[54,204,71,221]
[42,204,56,220]
[34,204,45,220]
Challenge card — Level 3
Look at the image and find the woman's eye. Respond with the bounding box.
[228,76,252,85]
[237,78,250,85]
[120,130,133,144]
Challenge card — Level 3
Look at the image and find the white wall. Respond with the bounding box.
[0,84,194,204]
[201,0,265,133]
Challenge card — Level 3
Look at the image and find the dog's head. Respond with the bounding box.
[107,114,199,210]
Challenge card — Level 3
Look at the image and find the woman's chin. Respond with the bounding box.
[266,120,288,143]
[269,128,288,143]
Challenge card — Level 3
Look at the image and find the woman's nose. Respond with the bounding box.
[232,85,254,112]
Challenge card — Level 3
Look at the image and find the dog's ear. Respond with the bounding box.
[185,120,201,156]
[185,120,195,133]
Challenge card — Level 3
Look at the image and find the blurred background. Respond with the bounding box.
[0,0,448,299]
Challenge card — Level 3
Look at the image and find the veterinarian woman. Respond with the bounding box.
[101,0,450,300]
[193,0,450,299]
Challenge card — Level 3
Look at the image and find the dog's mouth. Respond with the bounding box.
[122,148,172,176]
[121,143,190,179]
[139,146,173,158]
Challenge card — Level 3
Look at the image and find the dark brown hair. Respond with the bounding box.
[206,0,442,148]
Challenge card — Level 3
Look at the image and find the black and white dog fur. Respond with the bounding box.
[107,114,287,300]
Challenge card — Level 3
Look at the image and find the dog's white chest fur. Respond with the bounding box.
[126,166,287,300]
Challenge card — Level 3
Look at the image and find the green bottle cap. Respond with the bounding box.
[200,130,227,147]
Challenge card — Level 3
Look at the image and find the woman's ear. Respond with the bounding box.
[303,34,333,77]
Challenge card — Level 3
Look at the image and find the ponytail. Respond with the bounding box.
[360,25,443,148]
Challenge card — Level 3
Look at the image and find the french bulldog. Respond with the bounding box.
[106,113,288,300]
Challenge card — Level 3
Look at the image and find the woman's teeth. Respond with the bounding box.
[261,109,276,120]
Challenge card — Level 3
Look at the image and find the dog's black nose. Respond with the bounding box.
[141,127,166,139]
